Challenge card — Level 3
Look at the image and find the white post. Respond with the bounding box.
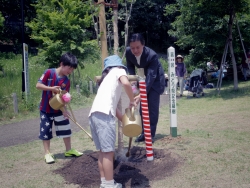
[12,93,18,114]
[167,47,177,137]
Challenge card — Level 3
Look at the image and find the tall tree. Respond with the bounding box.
[98,0,108,66]
[165,0,250,90]
[112,0,119,55]
[27,0,98,68]
[0,0,37,50]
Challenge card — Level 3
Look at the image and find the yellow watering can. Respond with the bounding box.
[49,89,66,110]
[49,89,93,141]
[122,107,142,137]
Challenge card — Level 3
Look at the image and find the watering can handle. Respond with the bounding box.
[57,88,62,96]
[60,107,93,141]
[67,103,76,122]
[131,106,135,120]
[51,88,62,96]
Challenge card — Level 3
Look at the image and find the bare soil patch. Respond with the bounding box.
[54,146,183,188]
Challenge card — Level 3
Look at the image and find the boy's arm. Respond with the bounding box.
[36,82,70,118]
[36,82,61,93]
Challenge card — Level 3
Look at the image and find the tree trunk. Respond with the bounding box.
[228,9,238,90]
[98,0,108,68]
[122,0,135,60]
[112,0,119,55]
[125,0,128,50]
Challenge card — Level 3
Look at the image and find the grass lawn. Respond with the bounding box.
[0,79,250,188]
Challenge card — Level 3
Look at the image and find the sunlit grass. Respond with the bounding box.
[0,55,45,122]
[0,53,102,125]
[0,80,250,187]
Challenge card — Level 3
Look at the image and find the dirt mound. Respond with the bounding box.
[54,146,183,188]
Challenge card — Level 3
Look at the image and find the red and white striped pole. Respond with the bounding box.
[138,78,154,161]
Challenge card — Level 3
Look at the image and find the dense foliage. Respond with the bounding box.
[0,12,3,29]
[1,0,250,71]
[126,0,175,52]
[165,0,250,68]
[27,0,99,68]
[0,0,37,52]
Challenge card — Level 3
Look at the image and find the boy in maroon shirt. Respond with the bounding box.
[36,52,83,164]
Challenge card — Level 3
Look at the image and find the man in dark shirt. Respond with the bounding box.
[126,33,165,143]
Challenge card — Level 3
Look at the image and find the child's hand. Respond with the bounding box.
[51,86,61,93]
[131,81,140,97]
[129,101,136,108]
[62,110,70,119]
[134,95,141,106]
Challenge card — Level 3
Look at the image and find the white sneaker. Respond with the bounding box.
[104,182,122,188]
[44,153,55,164]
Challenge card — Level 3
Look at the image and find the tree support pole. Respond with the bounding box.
[98,0,108,68]
[217,40,229,94]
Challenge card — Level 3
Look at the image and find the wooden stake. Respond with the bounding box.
[98,0,108,67]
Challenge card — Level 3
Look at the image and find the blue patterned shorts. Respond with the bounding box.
[39,111,71,140]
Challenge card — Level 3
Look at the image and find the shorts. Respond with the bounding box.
[39,111,71,140]
[89,112,116,152]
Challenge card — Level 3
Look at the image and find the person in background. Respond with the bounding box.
[88,55,137,188]
[36,52,83,164]
[175,55,186,97]
[207,60,215,70]
[184,78,190,91]
[126,33,165,143]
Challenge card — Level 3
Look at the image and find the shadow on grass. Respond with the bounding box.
[114,164,150,188]
[202,80,250,100]
[155,133,168,141]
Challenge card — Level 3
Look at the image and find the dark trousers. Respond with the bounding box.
[140,89,160,138]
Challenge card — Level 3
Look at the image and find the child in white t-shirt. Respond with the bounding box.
[89,55,137,188]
